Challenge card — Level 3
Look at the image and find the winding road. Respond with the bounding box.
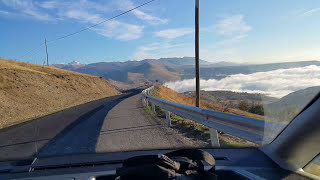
[0,89,204,161]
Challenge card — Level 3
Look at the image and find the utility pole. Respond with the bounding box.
[195,0,200,107]
[45,38,49,66]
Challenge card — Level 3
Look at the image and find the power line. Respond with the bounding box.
[20,0,158,59]
[47,0,157,43]
[20,43,44,59]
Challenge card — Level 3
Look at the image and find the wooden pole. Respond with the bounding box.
[45,38,49,66]
[195,0,200,107]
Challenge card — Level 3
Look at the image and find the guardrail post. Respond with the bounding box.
[166,111,171,127]
[210,128,220,147]
[142,97,145,105]
[143,98,147,106]
[152,104,156,114]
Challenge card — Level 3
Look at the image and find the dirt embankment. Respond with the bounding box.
[0,58,120,129]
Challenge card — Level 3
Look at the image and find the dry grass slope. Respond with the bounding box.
[151,85,263,119]
[0,58,120,129]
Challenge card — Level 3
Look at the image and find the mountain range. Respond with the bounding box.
[52,57,320,89]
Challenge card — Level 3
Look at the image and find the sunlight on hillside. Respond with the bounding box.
[0,58,120,129]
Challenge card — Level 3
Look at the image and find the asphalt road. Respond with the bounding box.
[0,89,204,161]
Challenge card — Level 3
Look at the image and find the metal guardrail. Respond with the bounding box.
[141,86,286,146]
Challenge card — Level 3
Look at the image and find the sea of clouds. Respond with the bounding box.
[164,65,320,98]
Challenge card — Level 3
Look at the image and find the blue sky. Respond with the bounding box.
[0,0,320,64]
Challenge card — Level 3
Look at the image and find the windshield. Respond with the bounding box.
[0,0,320,162]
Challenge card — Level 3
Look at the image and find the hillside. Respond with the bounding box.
[151,85,264,120]
[0,58,120,129]
[184,90,278,109]
[59,61,182,89]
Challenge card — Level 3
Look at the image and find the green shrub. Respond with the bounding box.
[249,104,264,115]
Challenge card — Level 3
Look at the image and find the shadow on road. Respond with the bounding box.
[36,90,142,158]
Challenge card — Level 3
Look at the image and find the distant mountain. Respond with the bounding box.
[53,57,195,88]
[68,60,83,65]
[264,86,320,123]
[53,61,85,70]
[154,58,247,67]
[206,61,247,67]
[183,60,320,80]
[53,58,320,89]
[153,57,211,66]
[54,60,182,88]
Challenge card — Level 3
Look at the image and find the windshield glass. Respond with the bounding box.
[0,0,319,162]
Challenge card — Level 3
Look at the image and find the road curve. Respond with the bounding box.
[0,89,204,161]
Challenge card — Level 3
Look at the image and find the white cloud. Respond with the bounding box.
[1,0,160,40]
[217,34,247,45]
[192,14,252,62]
[132,42,191,60]
[38,1,60,9]
[300,8,320,17]
[116,0,167,25]
[200,47,245,63]
[56,0,110,14]
[132,9,167,25]
[59,8,144,41]
[0,10,13,16]
[164,65,320,98]
[216,14,252,35]
[155,28,194,39]
[93,21,144,40]
[1,0,53,20]
[61,9,101,23]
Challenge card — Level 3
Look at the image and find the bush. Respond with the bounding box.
[238,101,264,115]
[249,104,264,115]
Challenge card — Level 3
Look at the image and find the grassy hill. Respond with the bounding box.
[0,58,120,129]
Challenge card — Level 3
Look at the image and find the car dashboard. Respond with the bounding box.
[0,148,312,180]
